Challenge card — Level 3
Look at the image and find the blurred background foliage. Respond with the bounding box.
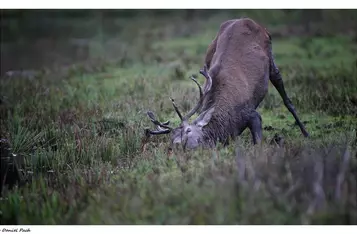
[1,9,357,75]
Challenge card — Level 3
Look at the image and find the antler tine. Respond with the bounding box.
[170,97,183,121]
[146,65,212,128]
[145,128,171,136]
[190,76,203,99]
[199,64,213,93]
[147,111,173,130]
[162,120,170,126]
[145,111,172,136]
[182,75,205,121]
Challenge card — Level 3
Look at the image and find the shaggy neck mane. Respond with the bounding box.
[202,106,239,145]
[200,76,251,145]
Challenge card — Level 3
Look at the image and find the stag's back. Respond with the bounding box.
[202,18,271,138]
[204,18,270,110]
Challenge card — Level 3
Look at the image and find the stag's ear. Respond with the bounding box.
[195,107,215,128]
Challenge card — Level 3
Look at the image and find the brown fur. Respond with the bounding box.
[199,18,271,144]
[146,17,309,149]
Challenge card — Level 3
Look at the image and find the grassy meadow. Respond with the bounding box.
[0,10,357,224]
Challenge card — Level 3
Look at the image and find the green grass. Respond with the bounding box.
[1,12,357,224]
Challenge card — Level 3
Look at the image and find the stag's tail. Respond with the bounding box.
[267,34,310,138]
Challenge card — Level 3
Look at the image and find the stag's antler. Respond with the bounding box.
[190,76,203,98]
[170,97,183,121]
[145,111,172,135]
[200,64,213,94]
[182,65,213,121]
[147,111,172,129]
[145,65,214,135]
[181,76,204,121]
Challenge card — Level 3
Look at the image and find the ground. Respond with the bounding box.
[0,10,356,224]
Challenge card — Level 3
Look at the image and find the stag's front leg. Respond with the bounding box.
[248,110,263,145]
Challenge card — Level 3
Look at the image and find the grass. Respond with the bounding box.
[1,11,357,224]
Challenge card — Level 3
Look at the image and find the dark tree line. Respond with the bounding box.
[1,9,357,43]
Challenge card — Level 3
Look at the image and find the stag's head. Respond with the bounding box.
[145,66,214,150]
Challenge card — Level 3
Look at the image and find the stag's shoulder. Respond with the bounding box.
[216,19,236,35]
[219,18,271,40]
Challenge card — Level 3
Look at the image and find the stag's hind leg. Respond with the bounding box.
[269,58,309,137]
[248,110,263,145]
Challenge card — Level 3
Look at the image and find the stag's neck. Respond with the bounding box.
[202,102,251,145]
[199,68,257,144]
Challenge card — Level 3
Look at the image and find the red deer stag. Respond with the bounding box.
[145,18,309,150]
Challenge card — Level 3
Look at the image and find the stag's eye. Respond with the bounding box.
[186,128,191,133]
